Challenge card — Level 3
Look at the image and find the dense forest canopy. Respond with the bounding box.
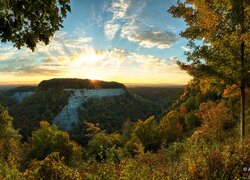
[169,0,250,140]
[38,78,126,90]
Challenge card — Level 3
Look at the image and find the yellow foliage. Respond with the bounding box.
[134,143,145,155]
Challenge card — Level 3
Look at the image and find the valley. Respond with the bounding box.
[1,79,162,141]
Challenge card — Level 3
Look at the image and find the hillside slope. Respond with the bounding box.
[10,79,160,140]
[128,86,184,110]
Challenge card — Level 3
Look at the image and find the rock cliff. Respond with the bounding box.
[53,88,126,130]
[12,91,35,103]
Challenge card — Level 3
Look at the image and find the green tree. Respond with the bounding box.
[160,110,184,144]
[87,132,121,162]
[169,0,250,140]
[185,112,201,131]
[0,0,71,50]
[131,116,162,151]
[23,152,82,179]
[0,106,21,178]
[27,121,82,167]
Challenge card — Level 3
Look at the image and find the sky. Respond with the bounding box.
[0,0,192,85]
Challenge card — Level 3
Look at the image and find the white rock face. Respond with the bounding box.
[53,88,126,130]
[12,91,35,103]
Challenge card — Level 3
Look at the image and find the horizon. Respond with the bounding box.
[0,0,192,85]
[0,78,186,88]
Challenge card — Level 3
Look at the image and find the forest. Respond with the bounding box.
[1,0,250,179]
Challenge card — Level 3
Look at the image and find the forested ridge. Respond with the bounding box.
[1,76,250,179]
[38,78,126,90]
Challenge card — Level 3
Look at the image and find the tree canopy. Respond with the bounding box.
[169,0,250,140]
[0,0,71,51]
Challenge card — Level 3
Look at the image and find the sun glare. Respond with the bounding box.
[86,74,102,80]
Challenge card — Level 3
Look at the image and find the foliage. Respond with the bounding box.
[0,0,71,50]
[0,106,21,179]
[11,89,69,139]
[0,106,21,168]
[26,121,82,167]
[169,0,250,83]
[129,116,162,152]
[23,152,82,179]
[0,93,16,108]
[73,94,160,144]
[0,162,21,180]
[87,132,121,162]
[192,101,236,141]
[38,78,126,90]
[185,112,201,131]
[1,85,250,179]
[169,0,250,139]
[128,86,184,109]
[160,110,184,144]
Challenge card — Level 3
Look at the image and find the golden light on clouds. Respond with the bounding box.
[0,31,192,85]
[61,47,191,85]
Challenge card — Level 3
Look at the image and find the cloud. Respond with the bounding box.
[65,47,187,80]
[0,30,189,84]
[181,46,191,51]
[121,21,177,49]
[16,66,67,76]
[0,30,93,76]
[109,0,130,20]
[104,21,120,39]
[104,0,177,49]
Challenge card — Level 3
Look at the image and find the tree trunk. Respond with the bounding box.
[241,78,246,141]
[240,39,245,141]
[240,0,246,142]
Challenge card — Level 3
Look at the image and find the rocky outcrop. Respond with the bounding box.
[12,91,35,103]
[53,88,126,130]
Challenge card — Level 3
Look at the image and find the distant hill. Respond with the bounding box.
[128,86,184,110]
[4,86,37,96]
[10,78,160,141]
[38,78,126,90]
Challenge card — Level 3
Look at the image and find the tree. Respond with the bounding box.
[131,116,162,151]
[0,0,71,51]
[169,0,250,140]
[23,152,82,179]
[27,121,82,167]
[192,101,235,141]
[0,106,21,178]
